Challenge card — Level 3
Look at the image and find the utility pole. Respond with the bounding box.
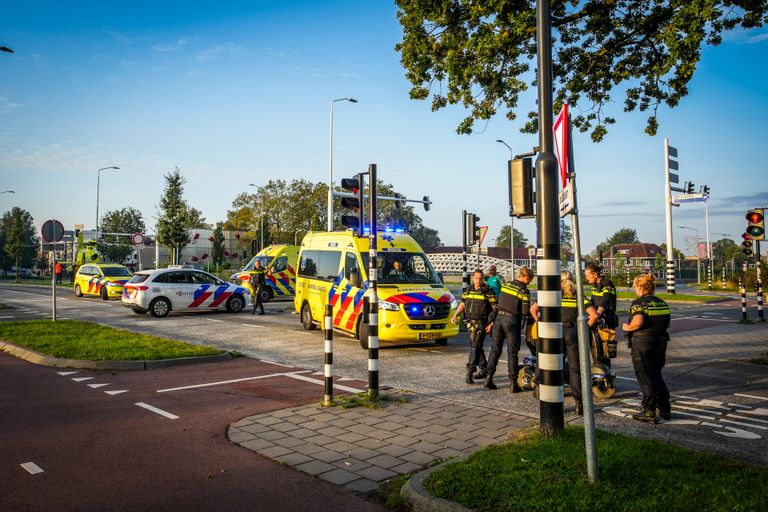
[664,139,677,294]
[535,0,564,436]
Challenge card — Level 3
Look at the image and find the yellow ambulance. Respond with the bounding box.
[229,245,299,303]
[73,263,132,300]
[294,230,460,348]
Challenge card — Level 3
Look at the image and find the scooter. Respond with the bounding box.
[523,320,617,398]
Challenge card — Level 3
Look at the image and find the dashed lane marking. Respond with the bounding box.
[135,402,179,420]
[156,370,312,393]
[57,371,77,376]
[260,360,294,368]
[20,462,44,475]
[240,323,266,328]
[105,390,128,396]
[205,318,225,323]
[0,315,15,319]
[72,377,94,382]
[735,393,768,402]
[87,383,109,389]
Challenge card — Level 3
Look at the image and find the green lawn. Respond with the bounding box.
[0,320,224,360]
[425,427,768,512]
[617,291,721,302]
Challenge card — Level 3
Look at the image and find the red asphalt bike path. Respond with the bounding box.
[0,355,384,512]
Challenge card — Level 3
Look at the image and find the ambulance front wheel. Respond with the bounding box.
[301,303,316,330]
[74,284,83,297]
[259,286,273,304]
[100,287,109,300]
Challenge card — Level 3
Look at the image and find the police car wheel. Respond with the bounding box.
[227,294,245,313]
[74,284,83,297]
[100,287,109,300]
[301,303,316,330]
[149,297,171,318]
[259,287,273,304]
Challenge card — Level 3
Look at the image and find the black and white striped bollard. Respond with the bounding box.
[368,163,380,399]
[740,278,747,321]
[323,303,334,406]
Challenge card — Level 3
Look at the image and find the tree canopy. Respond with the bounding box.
[156,168,191,264]
[495,224,529,248]
[395,0,767,141]
[594,227,639,256]
[98,207,146,264]
[1,207,38,279]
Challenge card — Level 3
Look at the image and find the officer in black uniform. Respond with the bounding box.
[560,270,598,415]
[585,263,617,366]
[484,266,534,392]
[622,273,672,423]
[451,269,497,384]
[250,260,268,315]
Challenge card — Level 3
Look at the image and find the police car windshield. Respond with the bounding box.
[102,267,132,277]
[363,252,440,285]
[242,256,272,271]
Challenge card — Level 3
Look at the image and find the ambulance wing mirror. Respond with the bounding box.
[349,268,361,288]
[436,271,444,284]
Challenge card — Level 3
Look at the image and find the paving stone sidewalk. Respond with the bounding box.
[228,391,535,494]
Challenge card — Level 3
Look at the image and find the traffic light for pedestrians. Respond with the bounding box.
[746,209,765,241]
[509,158,534,217]
[341,174,365,235]
[467,213,481,245]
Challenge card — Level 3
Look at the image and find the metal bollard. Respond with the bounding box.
[740,278,747,321]
[323,304,334,405]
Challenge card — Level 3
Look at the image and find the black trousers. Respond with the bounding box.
[563,326,582,402]
[465,319,488,371]
[487,315,521,380]
[252,285,265,313]
[631,336,670,413]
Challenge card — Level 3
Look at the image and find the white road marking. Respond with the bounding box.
[156,370,311,393]
[339,378,353,382]
[20,462,44,475]
[719,418,768,430]
[87,383,109,389]
[615,376,637,382]
[260,360,294,368]
[241,323,266,328]
[739,407,768,417]
[72,377,94,382]
[205,318,225,323]
[105,390,128,395]
[57,371,78,376]
[134,402,179,420]
[286,372,365,393]
[0,315,15,319]
[735,393,768,401]
[672,316,733,322]
[727,413,768,425]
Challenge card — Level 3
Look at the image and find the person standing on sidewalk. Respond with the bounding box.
[485,265,501,299]
[451,269,497,384]
[54,261,62,285]
[622,273,672,423]
[250,260,268,315]
[560,270,598,415]
[484,266,534,392]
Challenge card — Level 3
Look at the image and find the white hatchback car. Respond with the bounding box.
[122,266,251,318]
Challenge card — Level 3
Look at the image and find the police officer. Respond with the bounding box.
[451,269,497,384]
[484,266,534,392]
[250,260,268,315]
[622,273,672,423]
[585,263,617,366]
[560,270,598,415]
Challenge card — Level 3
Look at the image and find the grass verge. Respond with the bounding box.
[617,291,721,302]
[424,427,768,512]
[323,392,409,409]
[747,352,768,365]
[0,319,224,360]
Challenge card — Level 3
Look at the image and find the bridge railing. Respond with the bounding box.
[426,253,535,280]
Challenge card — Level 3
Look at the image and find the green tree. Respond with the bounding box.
[98,207,146,264]
[395,1,767,141]
[496,225,528,249]
[186,206,210,229]
[560,220,573,267]
[1,208,38,281]
[594,228,639,257]
[156,168,190,265]
[211,223,226,268]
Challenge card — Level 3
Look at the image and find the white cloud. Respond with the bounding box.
[0,96,23,113]
[152,38,189,53]
[743,32,768,44]
[196,42,240,63]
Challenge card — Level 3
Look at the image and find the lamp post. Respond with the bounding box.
[295,229,303,246]
[248,184,264,251]
[679,226,700,284]
[328,97,358,231]
[96,166,119,241]
[496,139,515,276]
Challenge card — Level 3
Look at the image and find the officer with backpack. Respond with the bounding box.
[451,269,497,384]
[250,260,268,315]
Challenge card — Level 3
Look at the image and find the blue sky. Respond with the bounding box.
[1,1,767,254]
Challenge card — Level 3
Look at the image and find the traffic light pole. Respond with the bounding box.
[664,138,676,294]
[757,241,764,322]
[535,0,564,437]
[367,164,380,398]
[462,210,468,295]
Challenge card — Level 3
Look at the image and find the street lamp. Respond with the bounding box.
[496,139,515,275]
[96,166,119,241]
[295,229,303,246]
[248,184,264,250]
[328,97,358,231]
[679,226,700,283]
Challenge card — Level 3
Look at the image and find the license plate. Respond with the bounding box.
[418,332,443,340]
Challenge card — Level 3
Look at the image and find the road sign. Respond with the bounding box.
[478,226,488,246]
[672,193,707,204]
[553,104,569,188]
[41,219,64,243]
[131,232,145,245]
[559,182,575,217]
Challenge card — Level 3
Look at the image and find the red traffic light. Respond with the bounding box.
[746,211,764,224]
[742,233,752,240]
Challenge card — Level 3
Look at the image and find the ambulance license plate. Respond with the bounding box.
[418,332,443,340]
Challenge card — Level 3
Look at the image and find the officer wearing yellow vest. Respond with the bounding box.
[250,260,269,315]
[451,269,497,384]
[623,273,672,423]
[484,266,534,392]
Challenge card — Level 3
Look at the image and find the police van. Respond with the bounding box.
[294,230,460,348]
[229,245,299,303]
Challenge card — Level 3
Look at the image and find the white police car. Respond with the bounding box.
[122,266,251,318]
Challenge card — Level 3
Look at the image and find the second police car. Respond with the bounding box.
[74,263,133,300]
[122,266,251,317]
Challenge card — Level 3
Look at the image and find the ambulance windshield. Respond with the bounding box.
[363,252,440,285]
[102,266,132,277]
[242,256,273,271]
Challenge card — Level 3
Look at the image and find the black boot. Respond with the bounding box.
[510,382,522,394]
[484,374,497,390]
[632,409,658,423]
[474,367,487,379]
[465,369,474,384]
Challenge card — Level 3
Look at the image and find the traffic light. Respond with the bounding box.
[746,209,765,241]
[509,157,534,217]
[685,181,695,194]
[702,185,710,197]
[467,213,481,245]
[340,173,365,235]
